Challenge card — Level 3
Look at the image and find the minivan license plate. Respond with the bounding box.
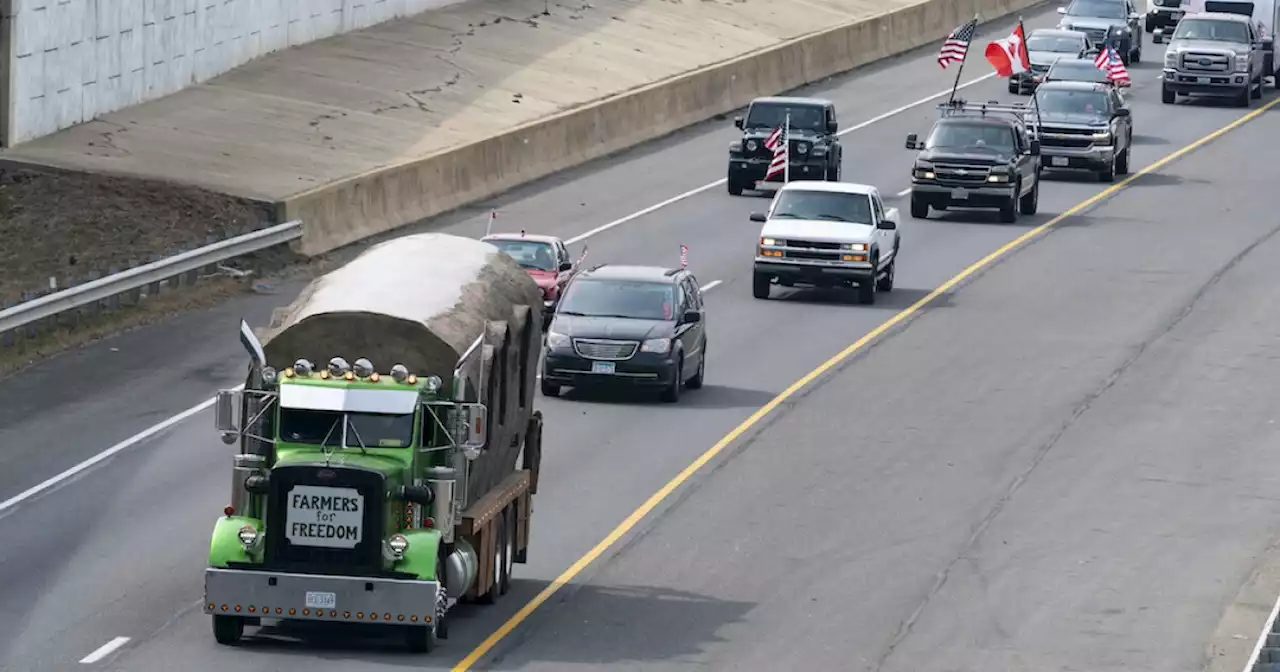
[591,361,616,374]
[306,591,337,610]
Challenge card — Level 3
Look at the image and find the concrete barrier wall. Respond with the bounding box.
[283,0,1044,257]
[1,0,465,148]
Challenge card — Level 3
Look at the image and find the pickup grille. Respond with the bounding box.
[1039,126,1100,148]
[785,250,843,261]
[1078,27,1109,42]
[573,339,638,360]
[932,163,992,185]
[784,239,843,250]
[1181,51,1231,72]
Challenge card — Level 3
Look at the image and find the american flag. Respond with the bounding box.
[1094,44,1130,85]
[938,18,977,68]
[764,124,787,180]
[680,244,689,268]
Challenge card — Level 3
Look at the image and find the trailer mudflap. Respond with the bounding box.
[203,568,441,625]
[460,470,533,599]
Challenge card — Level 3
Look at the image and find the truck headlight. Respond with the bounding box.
[237,525,259,549]
[843,242,868,251]
[987,173,1011,183]
[640,338,672,354]
[760,237,781,246]
[1091,130,1112,142]
[797,142,809,154]
[388,534,409,559]
[746,139,758,152]
[1165,50,1179,67]
[913,167,936,179]
[547,331,570,349]
[1236,54,1250,72]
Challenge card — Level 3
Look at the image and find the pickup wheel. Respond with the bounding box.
[910,194,929,219]
[1019,178,1039,215]
[1145,15,1155,31]
[1099,155,1115,182]
[999,184,1019,223]
[727,173,745,196]
[212,615,245,646]
[876,258,895,292]
[1252,76,1263,99]
[1237,86,1251,108]
[1162,84,1176,104]
[1116,145,1130,175]
[857,257,879,305]
[752,273,772,299]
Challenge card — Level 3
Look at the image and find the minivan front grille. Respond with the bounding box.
[573,339,639,360]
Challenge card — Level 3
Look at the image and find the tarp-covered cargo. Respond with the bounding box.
[257,232,544,507]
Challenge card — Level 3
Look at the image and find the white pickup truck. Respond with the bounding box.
[750,181,901,305]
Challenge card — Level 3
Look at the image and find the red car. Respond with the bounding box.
[481,232,581,318]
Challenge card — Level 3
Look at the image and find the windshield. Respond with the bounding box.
[278,408,416,448]
[744,103,826,131]
[1173,18,1250,41]
[1047,60,1110,83]
[557,279,677,321]
[489,239,556,271]
[1027,35,1084,52]
[926,122,1016,152]
[1066,0,1128,18]
[1035,88,1111,115]
[770,190,873,223]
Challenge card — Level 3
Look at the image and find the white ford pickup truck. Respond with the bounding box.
[750,181,901,305]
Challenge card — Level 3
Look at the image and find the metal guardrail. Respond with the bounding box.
[0,220,302,337]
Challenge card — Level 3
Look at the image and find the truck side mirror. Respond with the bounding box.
[827,120,838,133]
[559,261,573,272]
[1030,139,1041,155]
[905,133,919,150]
[879,208,900,230]
[749,212,767,222]
[1114,107,1130,117]
[681,310,702,324]
[734,116,744,130]
[452,402,488,452]
[215,389,243,444]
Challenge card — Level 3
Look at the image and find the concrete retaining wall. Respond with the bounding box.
[282,0,1044,257]
[0,0,465,148]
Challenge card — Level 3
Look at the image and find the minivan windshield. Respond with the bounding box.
[770,190,873,224]
[1065,0,1128,18]
[1173,18,1250,42]
[557,279,677,321]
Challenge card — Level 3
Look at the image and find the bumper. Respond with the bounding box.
[728,157,828,182]
[1162,69,1251,96]
[911,181,1015,208]
[542,350,678,388]
[203,567,441,625]
[1042,145,1115,170]
[754,258,874,284]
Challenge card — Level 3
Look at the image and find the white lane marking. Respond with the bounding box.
[564,73,996,245]
[80,637,130,664]
[1241,594,1280,672]
[896,188,912,197]
[3,71,1000,514]
[536,279,722,378]
[0,383,244,516]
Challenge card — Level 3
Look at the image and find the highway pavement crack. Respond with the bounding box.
[869,217,1280,671]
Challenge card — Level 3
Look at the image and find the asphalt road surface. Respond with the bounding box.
[4,6,1280,671]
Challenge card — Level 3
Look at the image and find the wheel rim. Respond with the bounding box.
[493,520,503,588]
[505,512,515,577]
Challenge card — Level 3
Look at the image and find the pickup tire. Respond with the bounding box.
[876,259,895,292]
[999,185,1018,223]
[1253,76,1263,99]
[857,256,878,305]
[752,273,772,299]
[1237,85,1251,108]
[727,175,745,196]
[1099,156,1115,183]
[910,194,929,219]
[1019,178,1039,215]
[1162,84,1176,104]
[212,615,244,646]
[1116,146,1130,175]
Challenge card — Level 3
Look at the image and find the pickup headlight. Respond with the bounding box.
[844,242,868,251]
[1236,54,1250,72]
[746,139,759,152]
[987,172,1011,183]
[640,338,671,354]
[760,237,781,246]
[1165,50,1179,67]
[913,166,936,179]
[547,331,570,349]
[1091,129,1112,142]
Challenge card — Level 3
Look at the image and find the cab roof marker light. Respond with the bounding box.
[328,357,351,376]
[424,375,443,392]
[261,366,278,385]
[353,358,375,378]
[391,364,410,383]
[294,359,315,376]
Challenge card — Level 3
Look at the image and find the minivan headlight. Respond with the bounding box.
[641,338,672,354]
[547,331,570,349]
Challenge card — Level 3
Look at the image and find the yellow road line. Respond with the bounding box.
[452,96,1280,671]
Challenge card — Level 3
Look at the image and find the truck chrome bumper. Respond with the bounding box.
[203,567,441,625]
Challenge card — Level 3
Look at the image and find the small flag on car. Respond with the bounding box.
[680,244,689,268]
[1094,44,1130,85]
[938,18,977,69]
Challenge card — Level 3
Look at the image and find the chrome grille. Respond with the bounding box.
[1079,27,1108,42]
[785,250,842,261]
[784,239,843,250]
[1030,63,1051,74]
[1181,52,1231,72]
[1039,126,1098,148]
[933,163,992,184]
[573,339,638,360]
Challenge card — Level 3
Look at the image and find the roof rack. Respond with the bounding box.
[663,268,684,276]
[936,98,1032,123]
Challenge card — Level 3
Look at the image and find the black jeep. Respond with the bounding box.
[727,97,843,196]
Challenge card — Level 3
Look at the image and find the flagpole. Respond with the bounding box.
[948,15,978,104]
[1018,17,1043,132]
[783,112,791,184]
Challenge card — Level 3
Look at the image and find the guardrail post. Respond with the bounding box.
[127,261,142,305]
[20,291,36,339]
[106,267,122,311]
[84,272,101,317]
[64,277,80,330]
[1,300,13,347]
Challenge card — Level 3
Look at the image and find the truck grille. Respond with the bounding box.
[1039,126,1099,148]
[573,339,638,360]
[264,464,387,576]
[1078,27,1109,42]
[784,239,844,250]
[1030,63,1051,75]
[785,250,842,261]
[1181,52,1231,72]
[932,163,992,185]
[744,137,811,160]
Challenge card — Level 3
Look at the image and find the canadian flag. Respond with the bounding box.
[985,23,1030,77]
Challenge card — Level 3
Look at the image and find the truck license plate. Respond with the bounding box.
[306,591,337,610]
[951,188,969,199]
[1052,156,1070,167]
[591,361,616,374]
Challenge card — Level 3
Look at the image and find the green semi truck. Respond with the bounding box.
[205,232,545,652]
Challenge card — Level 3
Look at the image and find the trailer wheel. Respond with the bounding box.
[499,506,515,595]
[212,615,244,646]
[479,512,508,605]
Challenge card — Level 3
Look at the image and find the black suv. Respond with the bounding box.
[541,265,708,403]
[727,96,843,196]
[905,100,1042,223]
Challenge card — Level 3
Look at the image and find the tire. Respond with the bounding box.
[478,513,507,605]
[727,175,744,196]
[825,159,841,181]
[1099,156,1115,182]
[1162,85,1175,104]
[1019,178,1039,215]
[857,261,878,305]
[1132,43,1141,64]
[876,258,895,292]
[910,194,929,219]
[1008,80,1020,94]
[405,622,439,653]
[999,185,1018,223]
[212,615,244,646]
[499,506,515,596]
[1237,86,1251,108]
[660,359,682,403]
[686,343,706,389]
[1116,146,1130,175]
[752,273,771,299]
[1253,77,1263,99]
[540,377,559,397]
[1145,15,1154,31]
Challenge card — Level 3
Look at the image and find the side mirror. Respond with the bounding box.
[445,402,488,452]
[878,208,899,230]
[681,310,702,324]
[1057,6,1067,13]
[1114,107,1130,117]
[826,120,838,134]
[749,212,767,222]
[1030,139,1041,155]
[215,389,242,444]
[559,261,573,272]
[1153,30,1164,44]
[905,133,919,150]
[733,116,744,129]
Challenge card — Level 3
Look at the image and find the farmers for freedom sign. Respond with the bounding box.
[286,485,364,549]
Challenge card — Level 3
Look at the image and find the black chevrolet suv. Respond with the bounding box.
[905,100,1042,223]
[727,96,843,196]
[541,265,708,403]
